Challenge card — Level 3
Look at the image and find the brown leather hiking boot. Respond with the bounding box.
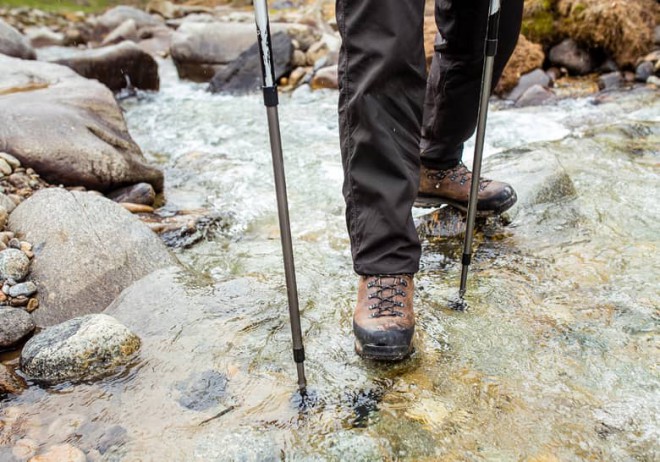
[416,162,517,214]
[353,275,415,361]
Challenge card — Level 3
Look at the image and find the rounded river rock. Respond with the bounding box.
[21,314,140,384]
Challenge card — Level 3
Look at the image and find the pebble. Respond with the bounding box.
[3,283,11,294]
[0,152,21,170]
[120,202,154,213]
[8,281,37,298]
[10,296,29,307]
[0,242,6,252]
[635,61,654,82]
[0,249,30,281]
[598,72,623,91]
[0,159,12,177]
[28,443,87,462]
[27,298,39,313]
[107,182,156,206]
[0,307,35,348]
[647,76,660,87]
[0,292,7,303]
[8,238,21,249]
[20,241,32,253]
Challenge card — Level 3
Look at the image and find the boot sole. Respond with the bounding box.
[414,194,517,216]
[354,339,413,361]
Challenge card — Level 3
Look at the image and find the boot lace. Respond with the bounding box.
[366,276,409,317]
[427,162,492,192]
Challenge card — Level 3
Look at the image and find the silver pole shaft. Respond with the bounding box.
[266,106,307,391]
[459,56,495,297]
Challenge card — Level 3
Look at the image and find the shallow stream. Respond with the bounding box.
[1,58,658,461]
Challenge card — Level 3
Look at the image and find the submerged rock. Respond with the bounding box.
[176,370,229,411]
[9,189,177,327]
[0,307,35,349]
[0,19,35,60]
[208,31,293,94]
[0,55,163,192]
[53,41,160,92]
[21,314,141,384]
[0,363,27,395]
[26,443,87,462]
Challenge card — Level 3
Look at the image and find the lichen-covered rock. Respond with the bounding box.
[20,314,140,384]
[9,189,178,327]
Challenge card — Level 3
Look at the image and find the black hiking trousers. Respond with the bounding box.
[337,0,523,275]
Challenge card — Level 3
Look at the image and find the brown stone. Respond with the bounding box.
[0,363,27,396]
[10,296,29,307]
[311,65,338,90]
[120,203,155,214]
[27,298,39,313]
[28,443,86,462]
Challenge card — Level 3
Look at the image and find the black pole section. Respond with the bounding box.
[254,0,307,392]
[458,0,501,298]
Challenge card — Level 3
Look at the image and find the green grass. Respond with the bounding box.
[0,0,146,13]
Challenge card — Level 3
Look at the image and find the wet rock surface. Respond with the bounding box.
[208,31,293,94]
[0,55,163,192]
[53,41,160,92]
[20,313,141,384]
[9,189,177,326]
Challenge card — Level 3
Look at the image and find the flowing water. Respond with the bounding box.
[1,58,658,461]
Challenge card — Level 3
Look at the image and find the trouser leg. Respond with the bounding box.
[336,0,427,275]
[420,0,524,170]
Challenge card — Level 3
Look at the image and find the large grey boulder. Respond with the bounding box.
[0,19,36,60]
[98,5,162,33]
[20,313,140,384]
[53,41,160,92]
[0,55,163,192]
[170,22,258,82]
[9,189,178,326]
[208,31,293,94]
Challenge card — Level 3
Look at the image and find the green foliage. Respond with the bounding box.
[0,0,145,13]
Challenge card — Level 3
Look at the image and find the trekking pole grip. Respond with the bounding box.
[254,0,279,107]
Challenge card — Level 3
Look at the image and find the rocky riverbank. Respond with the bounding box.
[0,1,658,460]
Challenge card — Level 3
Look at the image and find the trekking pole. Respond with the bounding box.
[254,0,307,392]
[459,0,501,298]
